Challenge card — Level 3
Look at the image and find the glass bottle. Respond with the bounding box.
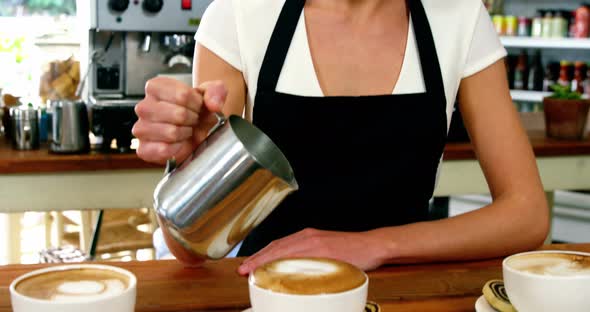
[542,11,554,38]
[513,50,528,90]
[531,12,544,37]
[574,5,590,38]
[557,60,573,89]
[551,11,568,38]
[583,64,590,97]
[543,62,560,92]
[527,50,544,91]
[571,61,587,93]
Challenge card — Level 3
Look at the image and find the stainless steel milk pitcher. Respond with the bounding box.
[154,113,298,260]
[10,106,40,150]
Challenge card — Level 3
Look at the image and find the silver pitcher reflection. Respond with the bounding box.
[154,114,298,260]
[10,106,40,150]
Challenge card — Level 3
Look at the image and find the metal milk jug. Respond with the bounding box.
[153,114,298,260]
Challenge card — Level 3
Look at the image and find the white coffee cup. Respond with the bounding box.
[248,258,368,312]
[503,250,590,312]
[10,264,136,312]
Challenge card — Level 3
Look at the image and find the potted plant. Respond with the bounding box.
[543,84,590,140]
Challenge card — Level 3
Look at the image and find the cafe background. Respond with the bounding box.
[0,0,589,265]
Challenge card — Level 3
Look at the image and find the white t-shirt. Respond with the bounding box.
[195,0,507,128]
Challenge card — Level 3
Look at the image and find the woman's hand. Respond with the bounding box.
[132,77,228,164]
[237,228,390,275]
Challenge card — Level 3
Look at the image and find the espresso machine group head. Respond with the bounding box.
[77,0,212,152]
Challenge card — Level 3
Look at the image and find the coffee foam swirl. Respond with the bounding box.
[508,253,590,276]
[15,268,129,301]
[252,258,366,295]
[51,279,127,302]
[271,259,339,275]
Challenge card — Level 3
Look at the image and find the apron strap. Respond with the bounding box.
[257,0,306,93]
[408,0,446,103]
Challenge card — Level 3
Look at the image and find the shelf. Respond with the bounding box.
[510,90,551,102]
[500,37,590,50]
[511,89,590,102]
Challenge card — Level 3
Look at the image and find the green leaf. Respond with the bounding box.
[549,84,583,100]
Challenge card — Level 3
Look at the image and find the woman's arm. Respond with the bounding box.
[238,59,549,274]
[193,44,246,117]
[373,59,549,264]
[143,44,247,265]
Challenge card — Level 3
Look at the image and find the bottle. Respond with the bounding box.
[518,16,531,37]
[531,13,544,37]
[571,61,587,93]
[542,11,554,38]
[506,55,516,89]
[557,61,573,89]
[527,50,544,91]
[574,5,590,38]
[569,10,578,38]
[505,15,518,36]
[493,15,506,35]
[551,11,568,38]
[584,64,590,97]
[543,62,560,91]
[513,50,528,90]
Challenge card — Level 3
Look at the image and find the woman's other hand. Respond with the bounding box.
[237,228,391,275]
[132,77,227,164]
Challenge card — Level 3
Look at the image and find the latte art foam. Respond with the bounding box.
[271,259,339,275]
[15,268,129,302]
[507,253,590,276]
[252,258,366,295]
[51,279,127,302]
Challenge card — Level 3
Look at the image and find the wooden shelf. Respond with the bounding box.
[0,141,160,174]
[444,130,590,160]
[510,90,551,102]
[501,37,590,50]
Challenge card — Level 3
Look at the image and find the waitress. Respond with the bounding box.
[133,0,549,274]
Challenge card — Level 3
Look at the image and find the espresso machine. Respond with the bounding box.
[78,0,211,152]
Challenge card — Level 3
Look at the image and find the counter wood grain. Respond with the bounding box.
[0,243,588,312]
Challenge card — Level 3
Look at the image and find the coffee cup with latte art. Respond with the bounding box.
[10,264,136,312]
[503,250,590,312]
[248,258,368,312]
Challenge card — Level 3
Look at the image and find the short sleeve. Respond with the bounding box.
[462,3,507,78]
[194,0,242,71]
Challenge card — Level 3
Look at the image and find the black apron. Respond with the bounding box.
[238,0,448,256]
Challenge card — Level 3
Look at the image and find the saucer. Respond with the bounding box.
[475,295,496,312]
[243,301,380,312]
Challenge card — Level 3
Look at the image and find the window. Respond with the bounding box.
[0,0,76,17]
[0,0,79,103]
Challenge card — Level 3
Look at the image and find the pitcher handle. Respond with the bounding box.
[164,112,227,175]
[207,112,227,136]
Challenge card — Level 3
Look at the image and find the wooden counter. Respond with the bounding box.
[1,130,590,174]
[0,243,588,312]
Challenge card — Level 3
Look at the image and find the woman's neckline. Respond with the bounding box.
[300,5,413,97]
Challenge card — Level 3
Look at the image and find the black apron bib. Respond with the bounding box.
[238,0,448,256]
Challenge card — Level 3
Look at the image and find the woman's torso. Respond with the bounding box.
[194,0,507,255]
[195,0,504,126]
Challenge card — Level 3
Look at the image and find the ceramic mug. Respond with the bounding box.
[10,264,136,312]
[503,250,590,312]
[248,258,368,312]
